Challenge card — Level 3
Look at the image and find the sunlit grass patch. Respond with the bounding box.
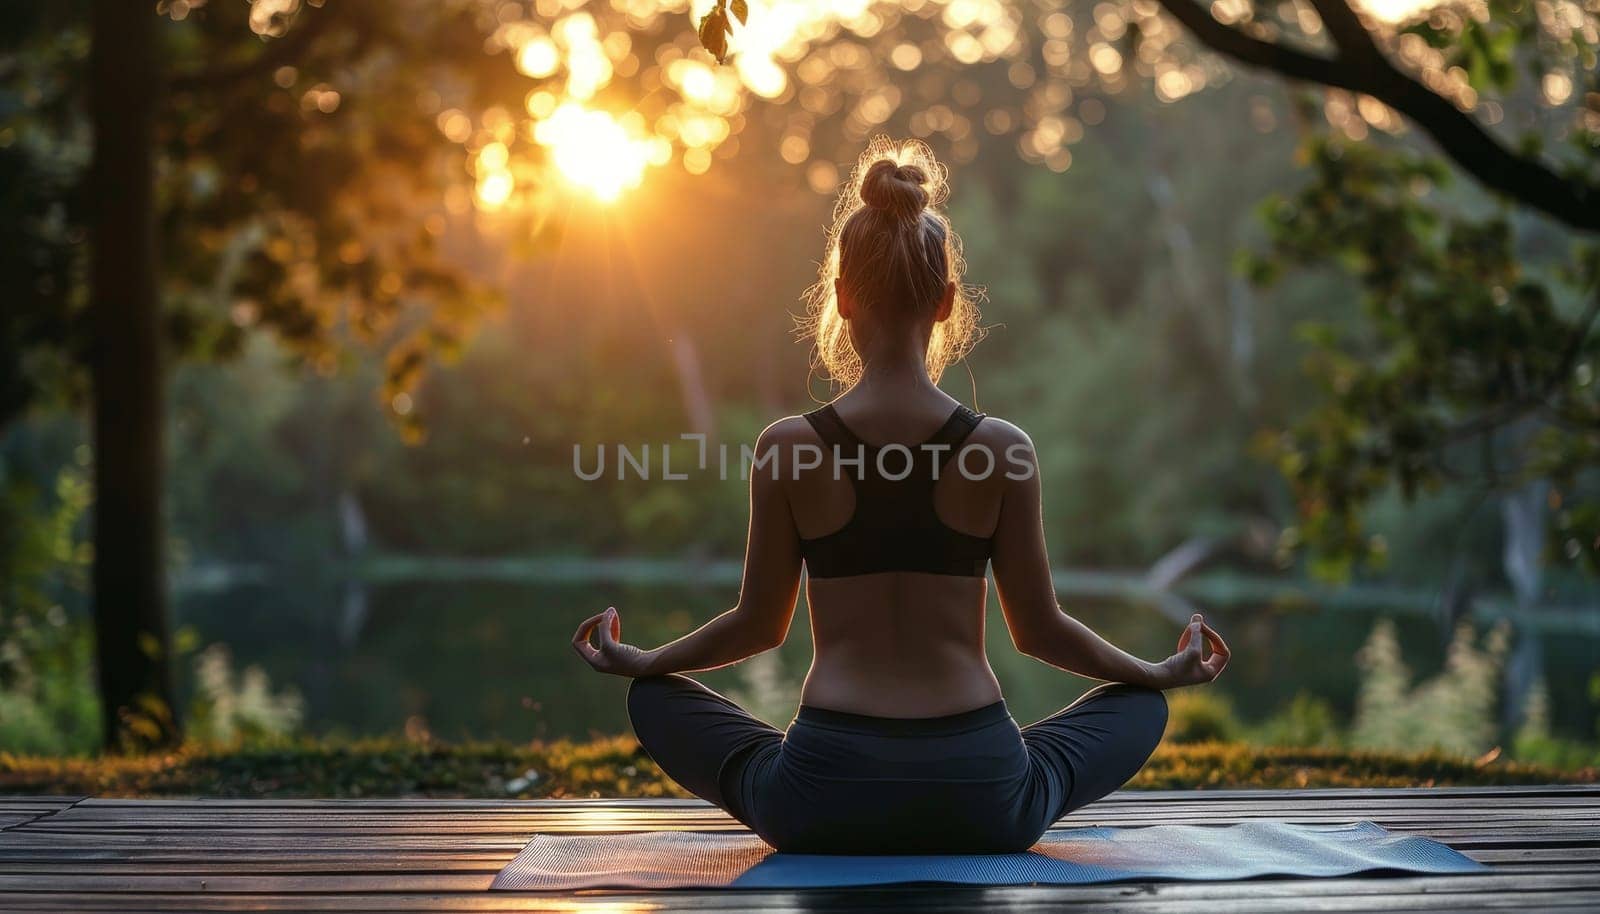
[1133,741,1596,790]
[3,736,1593,798]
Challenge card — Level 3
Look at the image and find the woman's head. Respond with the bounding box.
[803,138,982,387]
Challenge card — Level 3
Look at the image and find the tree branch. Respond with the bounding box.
[1154,0,1365,91]
[1305,0,1381,61]
[1155,0,1600,233]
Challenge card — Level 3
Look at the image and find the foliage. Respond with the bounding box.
[0,736,672,799]
[0,0,500,438]
[1164,689,1243,744]
[1512,675,1600,769]
[2,734,1590,798]
[0,466,98,755]
[0,626,98,757]
[1351,618,1511,755]
[3,632,305,760]
[1131,740,1593,790]
[695,0,748,65]
[186,644,304,746]
[1250,138,1600,579]
[1,631,307,756]
[0,444,309,753]
[1252,692,1343,749]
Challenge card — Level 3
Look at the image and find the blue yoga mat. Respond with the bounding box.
[491,821,1485,890]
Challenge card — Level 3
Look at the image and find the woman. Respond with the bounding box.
[573,138,1229,855]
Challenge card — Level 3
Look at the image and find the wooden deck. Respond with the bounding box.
[1,786,1596,911]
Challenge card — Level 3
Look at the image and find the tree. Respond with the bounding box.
[2,0,503,749]
[87,0,174,748]
[1139,0,1600,575]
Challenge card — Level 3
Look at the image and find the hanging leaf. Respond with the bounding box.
[697,6,731,64]
[730,0,748,25]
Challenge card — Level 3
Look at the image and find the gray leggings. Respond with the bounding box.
[627,675,1168,854]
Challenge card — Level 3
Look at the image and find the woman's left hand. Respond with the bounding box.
[572,606,656,677]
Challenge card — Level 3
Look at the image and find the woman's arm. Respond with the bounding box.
[574,421,804,677]
[989,425,1227,689]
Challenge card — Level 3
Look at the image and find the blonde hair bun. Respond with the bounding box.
[859,160,929,222]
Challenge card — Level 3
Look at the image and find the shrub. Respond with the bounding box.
[1164,689,1242,744]
[1351,618,1509,756]
[1253,693,1343,748]
[187,644,304,746]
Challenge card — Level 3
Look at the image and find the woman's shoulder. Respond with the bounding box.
[744,415,825,481]
[755,414,819,449]
[968,412,1034,454]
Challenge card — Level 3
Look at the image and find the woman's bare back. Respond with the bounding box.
[776,389,1025,717]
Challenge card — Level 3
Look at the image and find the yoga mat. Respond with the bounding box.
[492,821,1486,890]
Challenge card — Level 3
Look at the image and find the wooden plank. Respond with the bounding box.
[4,872,1599,898]
[0,873,496,892]
[0,856,1592,879]
[0,797,81,834]
[0,789,1595,913]
[1,884,1599,913]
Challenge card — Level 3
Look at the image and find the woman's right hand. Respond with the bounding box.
[1152,613,1229,689]
[572,606,657,678]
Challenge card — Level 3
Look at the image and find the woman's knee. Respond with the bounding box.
[1090,683,1169,747]
[1118,684,1169,738]
[1124,684,1168,720]
[626,674,692,736]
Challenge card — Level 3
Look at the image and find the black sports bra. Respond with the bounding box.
[798,403,993,579]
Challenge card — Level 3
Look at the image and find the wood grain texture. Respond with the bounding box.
[0,787,1594,912]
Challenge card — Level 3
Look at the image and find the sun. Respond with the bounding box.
[534,104,668,202]
[1355,0,1439,22]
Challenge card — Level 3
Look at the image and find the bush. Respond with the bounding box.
[1512,678,1600,768]
[0,468,100,755]
[1252,693,1342,748]
[1351,619,1509,756]
[187,644,304,745]
[1164,689,1242,744]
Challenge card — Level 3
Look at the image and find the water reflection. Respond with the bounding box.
[175,573,1599,742]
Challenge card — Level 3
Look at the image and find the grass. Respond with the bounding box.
[2,737,1594,798]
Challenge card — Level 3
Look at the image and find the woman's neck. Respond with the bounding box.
[854,340,938,397]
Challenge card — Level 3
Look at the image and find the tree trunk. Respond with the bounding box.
[89,0,177,750]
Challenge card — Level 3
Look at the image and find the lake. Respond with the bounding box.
[175,569,1600,744]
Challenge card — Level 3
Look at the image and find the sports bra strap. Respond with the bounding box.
[805,404,984,456]
[803,404,865,452]
[921,405,985,466]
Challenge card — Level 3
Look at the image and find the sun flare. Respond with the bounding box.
[454,0,1025,210]
[1354,0,1439,23]
[535,103,666,201]
[449,0,1516,212]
